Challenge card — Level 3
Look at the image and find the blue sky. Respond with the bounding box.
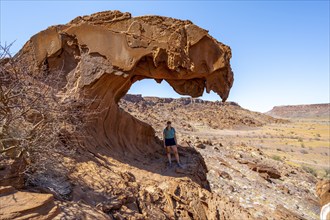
[1,1,329,112]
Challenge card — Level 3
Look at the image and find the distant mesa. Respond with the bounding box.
[120,94,285,130]
[122,94,240,106]
[266,103,330,118]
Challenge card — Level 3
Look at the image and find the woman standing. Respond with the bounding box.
[163,121,183,168]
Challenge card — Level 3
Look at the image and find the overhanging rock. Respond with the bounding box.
[15,10,234,155]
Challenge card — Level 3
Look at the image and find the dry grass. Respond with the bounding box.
[191,117,329,177]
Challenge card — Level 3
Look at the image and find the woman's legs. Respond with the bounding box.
[171,145,180,164]
[166,146,172,165]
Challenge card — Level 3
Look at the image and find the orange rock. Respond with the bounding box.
[15,10,234,157]
[0,186,60,219]
[0,156,27,189]
[316,180,330,206]
[251,164,281,179]
[316,180,330,220]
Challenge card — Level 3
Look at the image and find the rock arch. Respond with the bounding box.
[16,10,234,156]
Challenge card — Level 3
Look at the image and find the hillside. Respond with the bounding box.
[266,103,329,118]
[119,94,286,138]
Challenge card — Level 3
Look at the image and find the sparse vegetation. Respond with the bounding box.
[302,165,317,177]
[324,168,330,178]
[300,149,308,154]
[271,155,283,161]
[0,43,95,198]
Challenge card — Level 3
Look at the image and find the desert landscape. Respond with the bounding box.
[0,10,329,220]
[120,94,330,179]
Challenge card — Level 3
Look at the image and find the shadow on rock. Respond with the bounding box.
[78,140,210,191]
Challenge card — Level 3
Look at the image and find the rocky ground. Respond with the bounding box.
[119,95,329,177]
[119,94,285,137]
[0,138,321,220]
[117,94,329,219]
[1,92,328,219]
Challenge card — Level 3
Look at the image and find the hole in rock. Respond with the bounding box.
[119,79,198,139]
[117,78,211,190]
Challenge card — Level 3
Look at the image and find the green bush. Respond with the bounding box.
[271,155,283,161]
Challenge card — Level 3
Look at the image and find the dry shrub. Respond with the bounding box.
[0,43,95,199]
[271,155,283,161]
[301,165,317,177]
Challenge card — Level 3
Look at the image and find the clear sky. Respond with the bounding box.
[1,0,329,112]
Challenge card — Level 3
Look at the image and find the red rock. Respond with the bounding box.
[0,186,60,219]
[218,171,232,180]
[316,180,330,206]
[251,165,281,179]
[0,156,27,189]
[15,10,233,156]
[196,143,206,149]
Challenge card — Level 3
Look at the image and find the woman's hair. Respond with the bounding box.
[166,121,172,130]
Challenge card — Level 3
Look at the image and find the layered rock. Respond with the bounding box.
[316,180,330,220]
[266,103,330,118]
[15,10,233,156]
[0,186,60,219]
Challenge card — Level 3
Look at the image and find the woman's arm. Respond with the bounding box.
[174,133,178,145]
[163,133,166,148]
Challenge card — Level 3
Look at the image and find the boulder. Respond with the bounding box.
[316,180,330,220]
[196,143,206,149]
[0,186,60,219]
[251,164,281,179]
[0,156,27,189]
[316,180,330,206]
[218,171,232,180]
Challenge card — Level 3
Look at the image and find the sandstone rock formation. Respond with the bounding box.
[316,180,330,220]
[0,186,60,219]
[15,10,234,156]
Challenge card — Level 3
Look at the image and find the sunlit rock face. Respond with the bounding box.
[16,10,234,155]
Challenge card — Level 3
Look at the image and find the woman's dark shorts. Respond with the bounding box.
[165,138,176,146]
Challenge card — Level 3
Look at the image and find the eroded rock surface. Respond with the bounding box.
[0,186,60,219]
[317,180,330,207]
[16,10,233,156]
[316,180,330,220]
